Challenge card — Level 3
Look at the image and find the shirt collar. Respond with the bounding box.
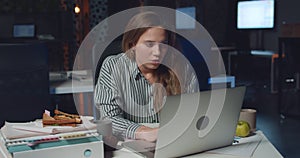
[122,53,142,80]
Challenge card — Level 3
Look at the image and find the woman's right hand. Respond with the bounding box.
[135,125,158,142]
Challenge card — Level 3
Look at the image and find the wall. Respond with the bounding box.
[201,0,300,52]
[257,0,300,52]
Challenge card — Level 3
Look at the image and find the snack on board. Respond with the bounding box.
[42,110,82,127]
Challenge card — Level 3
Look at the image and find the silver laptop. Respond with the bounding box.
[122,86,246,158]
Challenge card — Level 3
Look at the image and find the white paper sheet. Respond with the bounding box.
[205,132,263,158]
[1,116,96,140]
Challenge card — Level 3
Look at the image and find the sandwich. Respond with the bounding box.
[42,110,82,127]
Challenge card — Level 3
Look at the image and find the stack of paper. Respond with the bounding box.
[1,116,96,140]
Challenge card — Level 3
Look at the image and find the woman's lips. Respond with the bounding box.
[150,60,160,65]
[150,60,160,64]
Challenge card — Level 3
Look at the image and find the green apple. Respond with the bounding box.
[235,120,250,137]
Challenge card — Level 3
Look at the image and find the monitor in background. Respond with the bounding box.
[176,7,196,29]
[13,24,36,38]
[237,0,275,29]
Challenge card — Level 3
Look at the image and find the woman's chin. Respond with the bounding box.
[151,63,161,69]
[145,63,160,70]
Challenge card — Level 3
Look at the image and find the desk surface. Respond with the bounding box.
[111,131,283,158]
[49,70,94,94]
[0,130,282,158]
[50,78,93,94]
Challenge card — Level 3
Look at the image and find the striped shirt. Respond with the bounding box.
[94,53,199,140]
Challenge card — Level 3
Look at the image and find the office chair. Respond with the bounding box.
[0,42,54,127]
[94,39,123,85]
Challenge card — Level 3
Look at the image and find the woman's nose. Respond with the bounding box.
[152,44,161,56]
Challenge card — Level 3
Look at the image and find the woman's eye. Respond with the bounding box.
[162,40,168,45]
[145,42,154,47]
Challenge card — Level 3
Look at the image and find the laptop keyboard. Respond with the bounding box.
[122,140,156,157]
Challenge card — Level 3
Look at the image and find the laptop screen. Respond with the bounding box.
[13,24,35,38]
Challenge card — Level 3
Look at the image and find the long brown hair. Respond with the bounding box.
[122,11,180,96]
[122,11,176,54]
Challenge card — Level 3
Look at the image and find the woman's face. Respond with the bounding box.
[134,27,168,73]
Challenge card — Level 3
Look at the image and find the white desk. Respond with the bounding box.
[49,70,94,94]
[111,130,283,158]
[50,78,93,94]
[0,129,282,158]
[49,70,97,118]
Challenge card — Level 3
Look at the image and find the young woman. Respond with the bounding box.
[94,11,198,142]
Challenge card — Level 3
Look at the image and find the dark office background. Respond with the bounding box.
[1,0,300,64]
[0,0,300,157]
